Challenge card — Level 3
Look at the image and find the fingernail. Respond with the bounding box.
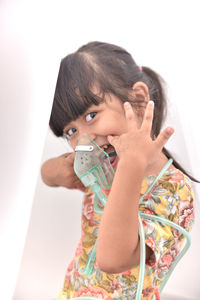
[149,100,154,105]
[167,127,174,134]
[124,102,130,106]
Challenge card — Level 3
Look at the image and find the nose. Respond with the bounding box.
[73,130,96,149]
[76,133,97,144]
[77,127,96,142]
[72,134,96,152]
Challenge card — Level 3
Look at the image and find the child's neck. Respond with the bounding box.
[144,152,171,177]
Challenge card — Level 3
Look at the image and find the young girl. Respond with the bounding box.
[41,42,197,300]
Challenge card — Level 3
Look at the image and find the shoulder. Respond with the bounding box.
[168,166,195,231]
[158,165,194,200]
[140,164,194,211]
[140,165,195,231]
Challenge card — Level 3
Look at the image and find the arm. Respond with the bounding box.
[41,152,85,190]
[97,157,146,273]
[96,101,174,273]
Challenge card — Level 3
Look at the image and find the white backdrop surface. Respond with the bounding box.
[0,1,200,300]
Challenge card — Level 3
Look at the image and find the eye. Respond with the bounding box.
[85,112,97,122]
[65,127,77,139]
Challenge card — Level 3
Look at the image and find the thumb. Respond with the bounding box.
[107,135,119,147]
[66,152,75,164]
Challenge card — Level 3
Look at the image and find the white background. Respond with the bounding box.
[1,1,200,300]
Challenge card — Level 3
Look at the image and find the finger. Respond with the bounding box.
[72,176,81,184]
[141,101,154,134]
[62,152,73,158]
[123,102,138,130]
[155,127,174,149]
[66,152,75,164]
[107,135,120,148]
[71,178,82,188]
[75,183,86,191]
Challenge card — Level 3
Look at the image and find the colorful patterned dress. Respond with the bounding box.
[58,166,195,300]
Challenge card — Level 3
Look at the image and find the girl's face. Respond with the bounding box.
[63,94,141,169]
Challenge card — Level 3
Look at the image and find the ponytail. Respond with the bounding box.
[142,66,200,183]
[142,66,167,137]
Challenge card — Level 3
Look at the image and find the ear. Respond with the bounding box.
[132,81,150,102]
[130,81,150,119]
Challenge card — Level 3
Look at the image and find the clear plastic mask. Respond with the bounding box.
[74,134,115,190]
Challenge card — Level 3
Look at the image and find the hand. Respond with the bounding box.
[41,152,86,191]
[107,101,174,170]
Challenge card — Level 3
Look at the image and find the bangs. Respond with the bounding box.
[50,53,105,137]
[49,42,143,137]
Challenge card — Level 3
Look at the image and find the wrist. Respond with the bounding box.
[41,158,59,186]
[118,155,147,173]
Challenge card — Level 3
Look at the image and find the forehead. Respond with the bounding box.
[62,100,104,134]
[63,88,103,122]
[63,94,124,129]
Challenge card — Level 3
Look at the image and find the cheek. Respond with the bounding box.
[105,117,128,135]
[115,113,128,131]
[68,138,77,150]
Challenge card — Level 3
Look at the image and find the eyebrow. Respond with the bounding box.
[62,102,103,135]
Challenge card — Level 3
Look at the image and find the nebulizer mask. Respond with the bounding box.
[72,134,191,300]
[74,134,115,207]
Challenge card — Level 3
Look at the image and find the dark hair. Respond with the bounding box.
[50,41,199,183]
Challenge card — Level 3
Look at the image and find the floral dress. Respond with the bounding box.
[58,166,195,300]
